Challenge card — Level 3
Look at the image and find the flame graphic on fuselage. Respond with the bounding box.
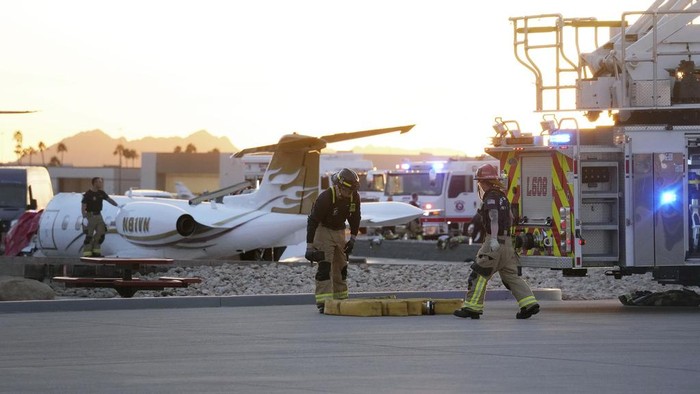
[255,152,320,215]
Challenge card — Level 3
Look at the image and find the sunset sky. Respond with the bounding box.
[0,0,646,163]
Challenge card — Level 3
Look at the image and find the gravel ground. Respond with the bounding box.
[48,262,692,300]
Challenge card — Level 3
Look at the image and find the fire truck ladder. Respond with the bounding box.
[510,14,625,112]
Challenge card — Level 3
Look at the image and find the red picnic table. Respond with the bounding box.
[52,257,202,298]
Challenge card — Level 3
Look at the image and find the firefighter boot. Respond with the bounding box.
[317,303,325,314]
[453,307,482,319]
[516,303,540,319]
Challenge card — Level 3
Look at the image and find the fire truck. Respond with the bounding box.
[383,158,498,238]
[318,153,385,202]
[241,152,384,202]
[489,1,700,285]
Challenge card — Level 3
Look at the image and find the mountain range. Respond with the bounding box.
[13,129,468,167]
[17,129,238,167]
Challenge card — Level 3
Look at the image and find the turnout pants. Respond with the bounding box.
[82,213,107,256]
[462,235,537,312]
[406,219,423,240]
[313,226,349,307]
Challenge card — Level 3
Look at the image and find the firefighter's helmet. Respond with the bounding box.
[332,168,360,191]
[475,163,500,181]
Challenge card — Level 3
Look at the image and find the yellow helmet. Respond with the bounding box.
[332,168,360,191]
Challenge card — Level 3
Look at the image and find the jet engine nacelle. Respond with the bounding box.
[116,201,199,245]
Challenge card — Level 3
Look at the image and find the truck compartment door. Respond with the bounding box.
[632,153,685,266]
[521,156,552,223]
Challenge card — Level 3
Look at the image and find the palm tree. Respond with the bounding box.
[127,149,139,167]
[174,146,182,153]
[18,148,28,164]
[26,147,37,165]
[113,144,125,167]
[38,141,46,166]
[123,149,138,167]
[113,144,125,193]
[122,149,133,167]
[185,143,197,153]
[57,142,67,165]
[13,130,23,162]
[48,156,61,166]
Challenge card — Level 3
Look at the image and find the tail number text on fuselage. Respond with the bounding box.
[123,217,151,233]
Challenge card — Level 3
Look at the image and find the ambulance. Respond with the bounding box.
[383,158,498,238]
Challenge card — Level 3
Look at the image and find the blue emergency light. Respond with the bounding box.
[549,132,572,144]
[660,190,678,206]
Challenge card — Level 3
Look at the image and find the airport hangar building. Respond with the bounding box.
[45,151,452,195]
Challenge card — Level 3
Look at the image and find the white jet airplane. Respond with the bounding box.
[35,125,423,260]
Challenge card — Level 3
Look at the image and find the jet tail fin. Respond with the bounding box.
[234,125,414,215]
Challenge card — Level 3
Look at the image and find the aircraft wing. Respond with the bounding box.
[0,110,36,114]
[319,125,414,144]
[234,124,414,158]
[359,201,424,227]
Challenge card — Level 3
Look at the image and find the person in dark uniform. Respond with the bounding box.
[306,168,361,313]
[454,163,540,319]
[81,177,119,257]
[406,192,423,240]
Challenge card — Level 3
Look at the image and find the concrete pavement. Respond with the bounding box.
[0,288,562,313]
[2,299,700,393]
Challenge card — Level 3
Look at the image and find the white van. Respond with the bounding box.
[0,166,54,233]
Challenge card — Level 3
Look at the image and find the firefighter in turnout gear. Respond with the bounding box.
[454,163,540,319]
[306,168,361,313]
[81,177,119,257]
